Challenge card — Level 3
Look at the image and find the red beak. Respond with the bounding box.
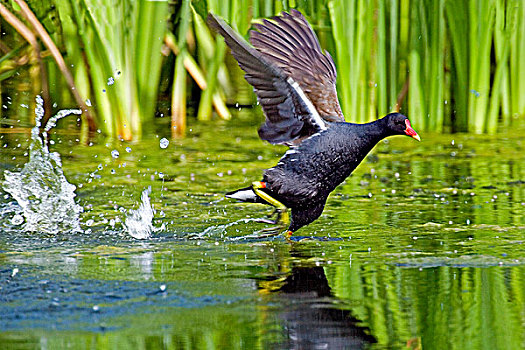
[405,120,421,141]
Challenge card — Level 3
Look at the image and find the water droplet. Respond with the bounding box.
[107,77,115,85]
[11,214,24,225]
[86,99,92,106]
[159,138,169,149]
[111,150,119,158]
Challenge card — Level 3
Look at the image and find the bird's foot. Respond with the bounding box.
[231,227,294,241]
[284,230,293,243]
[253,217,278,225]
[229,226,281,240]
[255,207,289,225]
[253,226,282,238]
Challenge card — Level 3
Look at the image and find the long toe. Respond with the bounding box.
[254,217,279,224]
[238,226,282,240]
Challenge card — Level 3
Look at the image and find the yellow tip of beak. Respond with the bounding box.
[412,134,421,142]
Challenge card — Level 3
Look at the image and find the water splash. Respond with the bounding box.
[124,187,161,239]
[2,96,83,233]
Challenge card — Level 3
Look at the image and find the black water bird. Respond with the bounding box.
[207,10,420,238]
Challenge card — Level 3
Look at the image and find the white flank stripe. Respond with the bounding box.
[226,189,256,201]
[287,77,327,131]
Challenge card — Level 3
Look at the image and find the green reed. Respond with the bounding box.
[63,0,169,140]
[1,0,523,136]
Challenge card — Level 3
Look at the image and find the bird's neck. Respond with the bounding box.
[358,118,391,144]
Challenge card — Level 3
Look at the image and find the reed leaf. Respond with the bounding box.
[468,0,495,133]
[509,0,525,118]
[388,0,399,111]
[445,0,469,132]
[172,0,190,137]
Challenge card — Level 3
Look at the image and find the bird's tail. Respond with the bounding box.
[226,186,262,203]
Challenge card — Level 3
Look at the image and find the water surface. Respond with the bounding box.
[0,111,524,349]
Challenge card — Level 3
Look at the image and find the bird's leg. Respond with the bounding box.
[251,181,291,237]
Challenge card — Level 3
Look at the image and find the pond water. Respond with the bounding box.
[0,107,524,349]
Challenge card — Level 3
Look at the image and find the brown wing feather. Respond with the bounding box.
[250,9,345,122]
[207,13,326,145]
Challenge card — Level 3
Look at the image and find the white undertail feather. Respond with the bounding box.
[286,77,327,131]
[226,189,257,201]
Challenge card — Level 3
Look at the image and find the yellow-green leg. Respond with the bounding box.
[252,181,290,227]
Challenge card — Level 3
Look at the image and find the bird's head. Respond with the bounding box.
[384,113,421,141]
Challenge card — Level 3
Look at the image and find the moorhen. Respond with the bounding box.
[207,10,420,238]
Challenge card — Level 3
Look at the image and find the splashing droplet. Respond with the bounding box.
[159,138,169,149]
[124,187,157,239]
[111,150,119,158]
[11,214,24,225]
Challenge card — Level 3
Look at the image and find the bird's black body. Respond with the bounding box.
[208,10,420,236]
[260,117,409,231]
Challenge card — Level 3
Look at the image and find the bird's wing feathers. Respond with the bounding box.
[250,10,345,122]
[207,13,326,145]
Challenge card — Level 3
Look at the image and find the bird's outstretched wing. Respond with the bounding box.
[250,9,344,123]
[207,13,327,145]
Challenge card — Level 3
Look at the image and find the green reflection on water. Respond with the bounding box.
[0,111,524,349]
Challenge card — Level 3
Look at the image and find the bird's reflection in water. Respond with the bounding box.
[258,252,376,350]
